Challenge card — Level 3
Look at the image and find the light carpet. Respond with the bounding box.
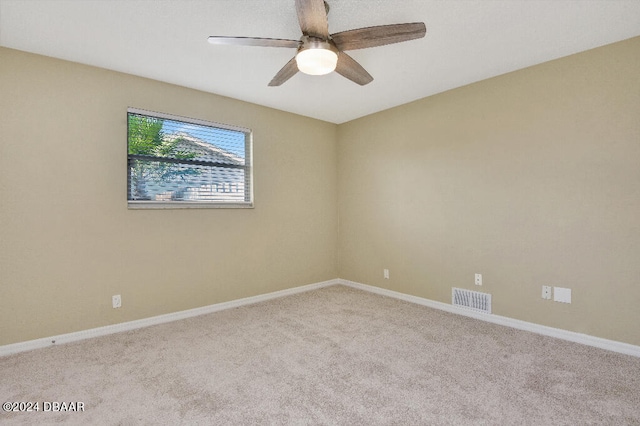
[1,285,639,425]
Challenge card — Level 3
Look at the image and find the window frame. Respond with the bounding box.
[127,107,254,209]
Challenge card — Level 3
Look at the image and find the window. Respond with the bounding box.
[127,108,253,208]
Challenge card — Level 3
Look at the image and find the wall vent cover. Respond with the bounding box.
[452,288,492,314]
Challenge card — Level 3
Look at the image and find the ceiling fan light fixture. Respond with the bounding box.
[295,37,338,76]
[207,2,426,86]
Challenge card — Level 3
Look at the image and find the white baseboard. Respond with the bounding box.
[0,279,339,357]
[4,278,638,359]
[339,279,640,358]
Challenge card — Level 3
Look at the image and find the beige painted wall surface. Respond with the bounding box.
[337,37,640,346]
[0,47,338,345]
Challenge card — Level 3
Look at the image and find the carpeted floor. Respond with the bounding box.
[1,285,639,425]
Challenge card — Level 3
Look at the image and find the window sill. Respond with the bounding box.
[127,201,254,209]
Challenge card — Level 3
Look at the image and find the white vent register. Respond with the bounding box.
[452,288,492,314]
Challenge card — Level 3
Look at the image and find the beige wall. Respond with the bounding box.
[0,47,338,345]
[2,36,639,348]
[337,37,640,346]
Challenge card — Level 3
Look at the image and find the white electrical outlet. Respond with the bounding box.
[475,273,482,286]
[112,294,122,309]
[542,286,552,300]
[383,269,389,279]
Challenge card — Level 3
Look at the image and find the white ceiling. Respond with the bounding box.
[1,0,639,124]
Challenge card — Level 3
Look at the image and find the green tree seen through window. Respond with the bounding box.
[128,114,198,200]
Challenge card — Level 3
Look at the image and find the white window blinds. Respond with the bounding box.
[127,108,253,208]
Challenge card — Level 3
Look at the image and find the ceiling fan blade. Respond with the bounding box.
[268,57,299,86]
[295,0,330,39]
[331,22,426,51]
[208,36,300,49]
[335,52,373,86]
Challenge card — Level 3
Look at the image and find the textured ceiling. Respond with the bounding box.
[1,0,639,124]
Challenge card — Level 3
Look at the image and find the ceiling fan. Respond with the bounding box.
[207,0,426,86]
